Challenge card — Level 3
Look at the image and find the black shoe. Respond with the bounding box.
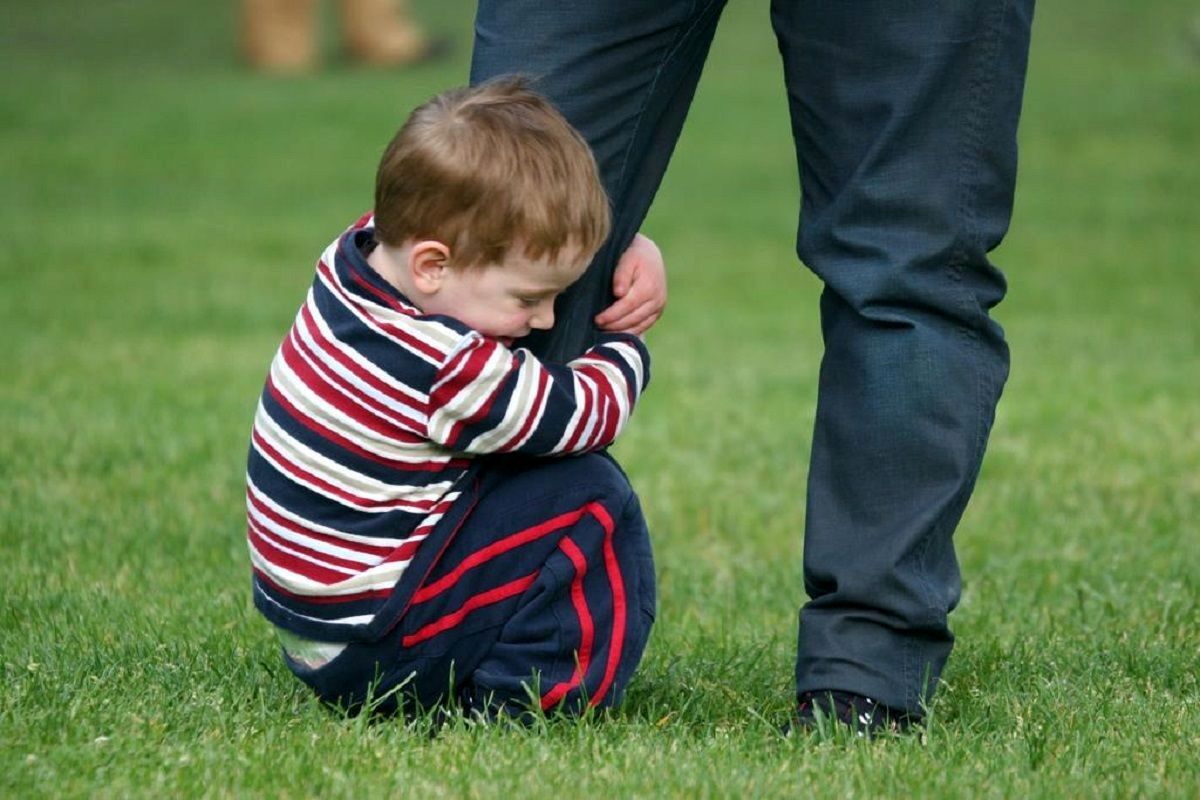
[788,690,916,737]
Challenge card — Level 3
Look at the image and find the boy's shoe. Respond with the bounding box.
[788,690,916,737]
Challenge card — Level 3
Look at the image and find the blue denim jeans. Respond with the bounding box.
[472,0,1034,715]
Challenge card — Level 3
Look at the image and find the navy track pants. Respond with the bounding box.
[285,453,656,717]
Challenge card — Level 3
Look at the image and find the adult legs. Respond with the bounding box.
[339,0,431,66]
[241,0,318,72]
[471,0,729,362]
[241,0,433,71]
[770,0,1036,714]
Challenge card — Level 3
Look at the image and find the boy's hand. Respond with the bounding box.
[595,232,666,336]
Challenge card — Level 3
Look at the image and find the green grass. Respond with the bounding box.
[3,0,1199,796]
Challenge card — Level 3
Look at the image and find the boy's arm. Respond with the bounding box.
[426,332,650,456]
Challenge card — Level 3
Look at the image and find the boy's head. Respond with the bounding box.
[374,77,609,268]
[371,77,610,342]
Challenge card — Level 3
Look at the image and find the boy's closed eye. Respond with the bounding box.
[515,292,554,308]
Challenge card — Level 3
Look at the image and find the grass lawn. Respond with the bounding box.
[2,0,1198,796]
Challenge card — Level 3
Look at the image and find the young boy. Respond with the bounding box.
[246,78,659,718]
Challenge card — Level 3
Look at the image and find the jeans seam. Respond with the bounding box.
[907,0,1012,711]
[610,0,722,209]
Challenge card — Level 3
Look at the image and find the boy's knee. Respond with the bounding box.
[564,451,634,505]
[495,451,634,512]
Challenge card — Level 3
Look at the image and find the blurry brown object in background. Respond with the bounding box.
[241,0,445,72]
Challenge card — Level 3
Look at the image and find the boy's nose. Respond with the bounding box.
[530,302,555,330]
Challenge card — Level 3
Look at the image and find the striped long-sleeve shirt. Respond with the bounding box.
[247,218,650,641]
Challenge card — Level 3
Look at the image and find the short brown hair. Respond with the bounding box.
[373,77,610,268]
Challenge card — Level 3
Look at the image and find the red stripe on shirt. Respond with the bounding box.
[248,525,354,585]
[560,372,596,453]
[284,324,424,440]
[497,367,551,452]
[317,258,444,362]
[267,373,458,473]
[344,260,410,314]
[577,364,621,448]
[249,518,366,576]
[252,428,439,512]
[378,536,425,564]
[247,486,397,559]
[582,351,638,408]
[252,566,393,605]
[295,304,429,433]
[431,338,516,448]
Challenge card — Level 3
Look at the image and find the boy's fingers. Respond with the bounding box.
[611,256,638,295]
[595,294,640,325]
[622,308,660,335]
[596,300,660,333]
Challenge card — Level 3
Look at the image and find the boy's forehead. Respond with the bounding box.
[510,247,589,282]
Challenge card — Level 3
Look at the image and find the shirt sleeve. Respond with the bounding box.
[425,332,650,455]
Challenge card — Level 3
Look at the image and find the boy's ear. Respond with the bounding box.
[408,240,452,294]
